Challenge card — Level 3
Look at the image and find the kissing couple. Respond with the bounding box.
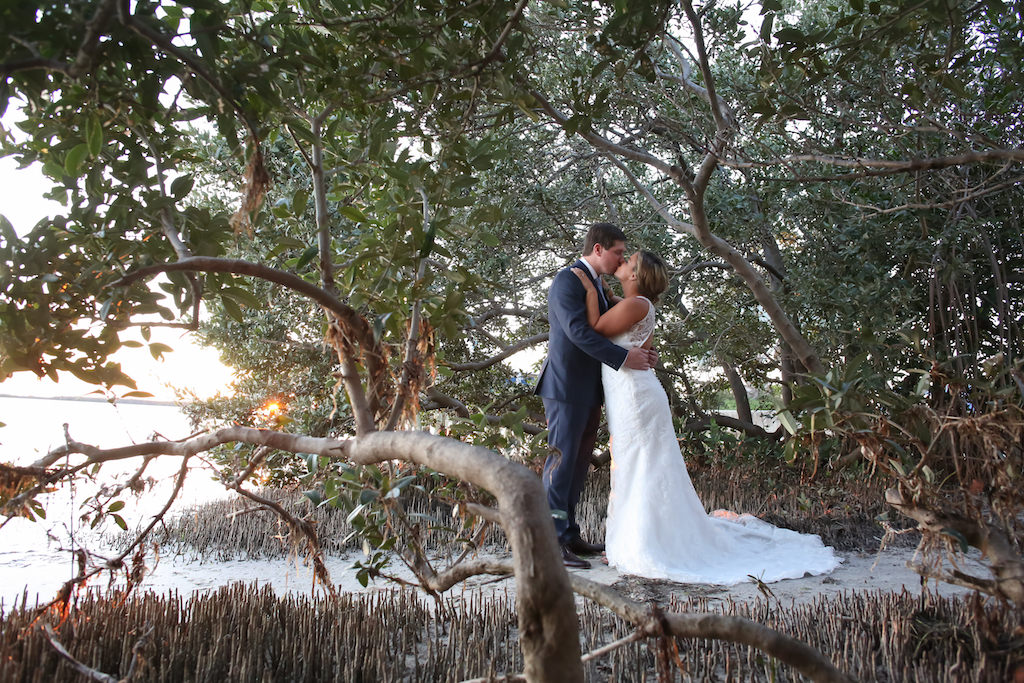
[535,223,840,583]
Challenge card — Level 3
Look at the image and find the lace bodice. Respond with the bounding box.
[610,296,655,349]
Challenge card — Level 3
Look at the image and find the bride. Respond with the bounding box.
[571,251,840,585]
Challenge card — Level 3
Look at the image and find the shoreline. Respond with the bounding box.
[0,393,179,407]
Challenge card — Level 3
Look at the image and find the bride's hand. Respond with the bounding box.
[570,267,595,292]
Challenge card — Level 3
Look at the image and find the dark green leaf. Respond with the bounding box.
[295,245,318,270]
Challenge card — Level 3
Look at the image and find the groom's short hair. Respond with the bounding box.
[582,222,627,255]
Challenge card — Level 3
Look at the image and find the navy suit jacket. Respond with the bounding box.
[535,260,628,406]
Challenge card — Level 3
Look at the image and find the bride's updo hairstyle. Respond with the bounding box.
[636,250,669,304]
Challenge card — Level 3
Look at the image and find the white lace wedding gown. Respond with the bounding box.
[603,297,841,585]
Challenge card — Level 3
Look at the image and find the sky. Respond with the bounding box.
[0,133,235,402]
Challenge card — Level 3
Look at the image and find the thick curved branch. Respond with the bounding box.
[569,574,854,683]
[35,426,346,471]
[111,256,385,433]
[113,257,352,323]
[682,413,777,440]
[340,431,583,683]
[661,34,735,133]
[28,428,584,680]
[418,558,514,592]
[444,332,548,371]
[679,2,733,135]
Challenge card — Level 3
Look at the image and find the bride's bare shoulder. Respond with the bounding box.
[617,296,651,318]
[622,295,653,309]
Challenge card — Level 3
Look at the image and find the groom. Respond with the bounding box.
[535,222,658,569]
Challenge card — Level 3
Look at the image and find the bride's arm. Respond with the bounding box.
[570,269,649,338]
[570,268,601,328]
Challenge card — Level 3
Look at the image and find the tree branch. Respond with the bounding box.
[111,256,386,434]
[682,413,777,440]
[568,574,854,683]
[444,332,548,371]
[119,6,258,139]
[886,488,1024,604]
[472,0,530,70]
[529,89,693,194]
[422,388,544,435]
[722,149,1024,175]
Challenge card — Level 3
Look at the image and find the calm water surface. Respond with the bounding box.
[0,396,356,609]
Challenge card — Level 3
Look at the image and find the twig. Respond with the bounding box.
[581,629,645,662]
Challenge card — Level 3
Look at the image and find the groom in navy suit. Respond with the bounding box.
[535,223,658,568]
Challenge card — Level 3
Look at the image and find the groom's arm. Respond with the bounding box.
[549,270,628,370]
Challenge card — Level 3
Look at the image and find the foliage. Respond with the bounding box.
[2,0,1024,635]
[779,351,1024,604]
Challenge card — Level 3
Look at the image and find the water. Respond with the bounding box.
[0,395,255,609]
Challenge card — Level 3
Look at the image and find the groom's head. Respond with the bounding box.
[583,222,627,275]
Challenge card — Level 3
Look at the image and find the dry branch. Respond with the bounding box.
[569,574,855,683]
[886,488,1024,605]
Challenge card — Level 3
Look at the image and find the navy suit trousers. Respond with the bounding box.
[542,397,601,545]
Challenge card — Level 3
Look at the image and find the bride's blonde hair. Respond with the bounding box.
[636,250,669,304]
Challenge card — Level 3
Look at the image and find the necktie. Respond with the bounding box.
[595,274,608,311]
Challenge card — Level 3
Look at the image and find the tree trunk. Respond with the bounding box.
[689,202,826,375]
[722,360,753,426]
[344,431,584,682]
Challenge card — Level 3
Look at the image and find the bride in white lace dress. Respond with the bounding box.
[572,251,840,585]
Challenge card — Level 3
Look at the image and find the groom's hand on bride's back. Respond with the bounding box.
[623,346,658,370]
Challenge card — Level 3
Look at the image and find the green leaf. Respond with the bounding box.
[86,116,103,156]
[373,312,391,342]
[783,438,797,464]
[64,143,90,177]
[774,27,805,44]
[272,197,291,218]
[340,206,367,222]
[221,295,243,322]
[292,189,308,216]
[221,286,262,308]
[266,236,306,259]
[170,174,195,199]
[760,13,774,42]
[111,513,127,530]
[295,245,318,270]
[148,342,173,360]
[108,500,125,512]
[122,391,155,398]
[346,503,367,524]
[777,409,800,435]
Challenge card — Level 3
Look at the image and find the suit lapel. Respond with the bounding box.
[574,259,607,313]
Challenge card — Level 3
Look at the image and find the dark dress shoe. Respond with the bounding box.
[560,545,592,569]
[567,537,605,555]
